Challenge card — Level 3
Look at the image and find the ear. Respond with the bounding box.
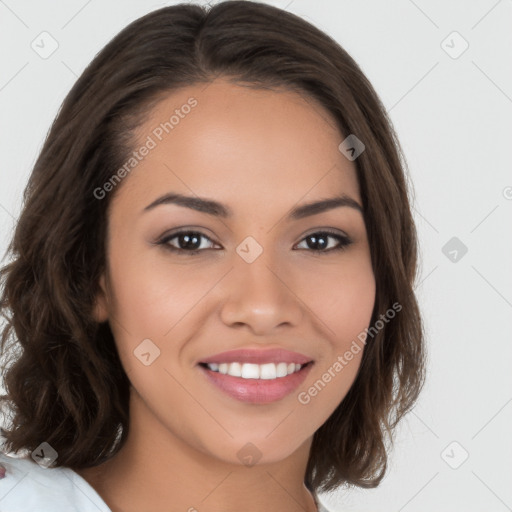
[92,273,109,323]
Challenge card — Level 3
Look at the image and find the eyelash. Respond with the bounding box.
[156,229,353,255]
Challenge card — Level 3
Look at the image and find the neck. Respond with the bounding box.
[77,388,319,512]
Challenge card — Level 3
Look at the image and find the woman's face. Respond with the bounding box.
[94,78,376,465]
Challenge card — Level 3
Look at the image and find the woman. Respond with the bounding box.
[0,2,426,511]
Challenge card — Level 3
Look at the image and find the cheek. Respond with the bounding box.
[301,251,376,347]
[294,252,375,413]
[105,244,209,335]
[327,268,376,348]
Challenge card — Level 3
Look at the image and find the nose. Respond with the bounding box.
[219,248,304,335]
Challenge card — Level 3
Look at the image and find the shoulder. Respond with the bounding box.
[0,451,111,511]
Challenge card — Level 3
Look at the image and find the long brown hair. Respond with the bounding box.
[0,0,426,495]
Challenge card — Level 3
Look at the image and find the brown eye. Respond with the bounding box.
[295,231,352,253]
[158,230,218,254]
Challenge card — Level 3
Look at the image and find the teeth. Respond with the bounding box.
[260,363,276,379]
[206,361,305,379]
[242,363,259,379]
[229,362,242,377]
[276,362,288,377]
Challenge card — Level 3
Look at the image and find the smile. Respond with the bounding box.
[202,361,305,379]
[197,361,314,404]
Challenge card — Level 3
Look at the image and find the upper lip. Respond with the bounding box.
[198,347,314,366]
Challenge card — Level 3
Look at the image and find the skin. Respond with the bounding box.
[77,78,376,512]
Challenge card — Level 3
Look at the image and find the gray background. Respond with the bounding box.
[1,1,511,511]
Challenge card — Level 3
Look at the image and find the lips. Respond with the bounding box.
[196,347,315,404]
[198,360,314,404]
[198,347,314,366]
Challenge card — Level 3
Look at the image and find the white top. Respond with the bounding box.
[0,452,112,511]
[0,451,333,511]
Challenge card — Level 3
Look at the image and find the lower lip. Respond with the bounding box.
[198,363,314,404]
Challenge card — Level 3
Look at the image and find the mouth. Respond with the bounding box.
[198,360,312,378]
[197,360,314,404]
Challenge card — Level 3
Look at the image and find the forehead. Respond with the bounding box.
[114,78,360,216]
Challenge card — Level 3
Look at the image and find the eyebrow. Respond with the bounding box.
[142,192,363,220]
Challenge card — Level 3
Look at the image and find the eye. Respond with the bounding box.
[294,230,352,253]
[156,229,352,255]
[157,230,219,254]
